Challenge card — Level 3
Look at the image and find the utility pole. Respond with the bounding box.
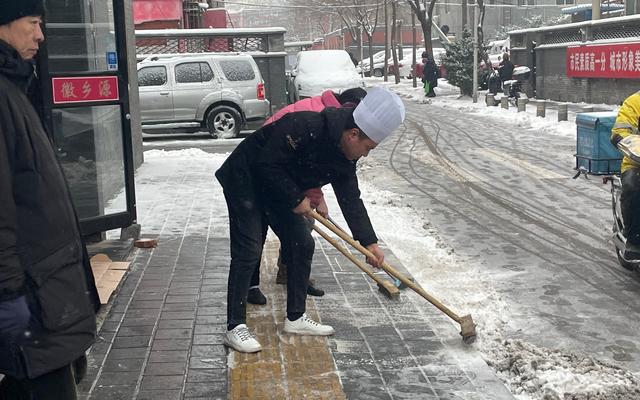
[359,23,364,66]
[592,0,601,20]
[462,0,468,31]
[384,0,389,82]
[472,2,478,103]
[412,12,417,88]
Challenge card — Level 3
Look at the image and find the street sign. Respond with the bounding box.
[52,76,119,104]
[567,42,640,79]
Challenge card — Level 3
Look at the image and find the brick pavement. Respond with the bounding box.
[79,231,514,399]
[76,151,514,399]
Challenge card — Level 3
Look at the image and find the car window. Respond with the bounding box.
[138,66,167,86]
[175,62,214,83]
[219,60,255,81]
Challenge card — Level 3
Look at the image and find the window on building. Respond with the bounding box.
[138,66,167,86]
[219,60,256,81]
[175,62,214,83]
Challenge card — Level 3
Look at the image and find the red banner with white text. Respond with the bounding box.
[566,43,640,79]
[52,76,119,104]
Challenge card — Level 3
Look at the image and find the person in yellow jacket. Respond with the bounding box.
[611,91,640,261]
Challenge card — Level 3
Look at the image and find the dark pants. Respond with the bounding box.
[250,217,314,287]
[621,168,640,245]
[0,364,77,400]
[224,188,314,329]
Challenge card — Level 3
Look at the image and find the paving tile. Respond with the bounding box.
[95,371,140,386]
[189,355,225,369]
[120,316,158,327]
[148,350,189,363]
[140,374,184,391]
[117,325,155,337]
[184,381,226,398]
[144,362,187,376]
[137,389,183,400]
[158,319,194,329]
[112,336,152,349]
[160,311,196,320]
[194,324,225,334]
[162,302,198,312]
[155,328,193,339]
[192,334,224,345]
[186,368,226,383]
[151,339,192,351]
[106,347,149,360]
[102,357,145,373]
[89,385,136,400]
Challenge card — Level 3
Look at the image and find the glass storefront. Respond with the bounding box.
[46,0,117,73]
[41,0,135,235]
[53,106,127,219]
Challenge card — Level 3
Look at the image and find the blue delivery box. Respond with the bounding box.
[575,112,622,175]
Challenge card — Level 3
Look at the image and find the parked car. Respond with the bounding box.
[387,47,424,78]
[358,50,387,77]
[288,50,365,101]
[137,53,269,138]
[400,48,446,79]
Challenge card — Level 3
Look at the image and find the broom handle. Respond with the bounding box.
[327,216,398,283]
[312,225,389,287]
[309,210,463,324]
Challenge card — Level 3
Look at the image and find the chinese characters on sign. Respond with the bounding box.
[567,43,640,79]
[52,76,119,104]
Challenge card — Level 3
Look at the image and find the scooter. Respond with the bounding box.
[574,135,640,272]
[502,66,531,100]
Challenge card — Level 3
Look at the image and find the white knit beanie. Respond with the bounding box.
[353,87,405,143]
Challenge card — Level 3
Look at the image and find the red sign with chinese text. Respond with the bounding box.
[567,43,640,79]
[52,76,119,104]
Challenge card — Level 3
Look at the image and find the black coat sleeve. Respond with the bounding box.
[0,97,25,301]
[253,114,310,210]
[332,168,378,247]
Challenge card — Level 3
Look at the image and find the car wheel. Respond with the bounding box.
[373,68,383,77]
[206,106,241,139]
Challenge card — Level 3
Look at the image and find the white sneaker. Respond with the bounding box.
[283,314,334,336]
[223,324,262,353]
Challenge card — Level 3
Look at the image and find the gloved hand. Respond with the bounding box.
[0,295,32,341]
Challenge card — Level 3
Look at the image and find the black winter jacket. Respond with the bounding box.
[423,59,439,87]
[216,107,378,246]
[0,41,96,379]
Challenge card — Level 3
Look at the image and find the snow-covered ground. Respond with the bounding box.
[109,77,639,399]
[355,77,638,400]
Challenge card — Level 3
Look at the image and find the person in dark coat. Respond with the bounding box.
[0,1,97,398]
[246,87,368,305]
[423,54,439,98]
[216,87,405,353]
[498,52,514,84]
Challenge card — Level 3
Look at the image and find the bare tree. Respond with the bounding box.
[475,0,491,71]
[390,1,400,83]
[405,0,437,59]
[289,0,381,73]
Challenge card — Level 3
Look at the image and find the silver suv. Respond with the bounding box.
[137,54,270,138]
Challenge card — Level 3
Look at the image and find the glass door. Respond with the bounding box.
[39,0,136,235]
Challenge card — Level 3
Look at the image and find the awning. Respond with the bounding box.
[133,0,182,25]
[561,3,625,14]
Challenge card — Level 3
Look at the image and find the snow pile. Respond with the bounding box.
[144,148,222,159]
[487,339,640,400]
